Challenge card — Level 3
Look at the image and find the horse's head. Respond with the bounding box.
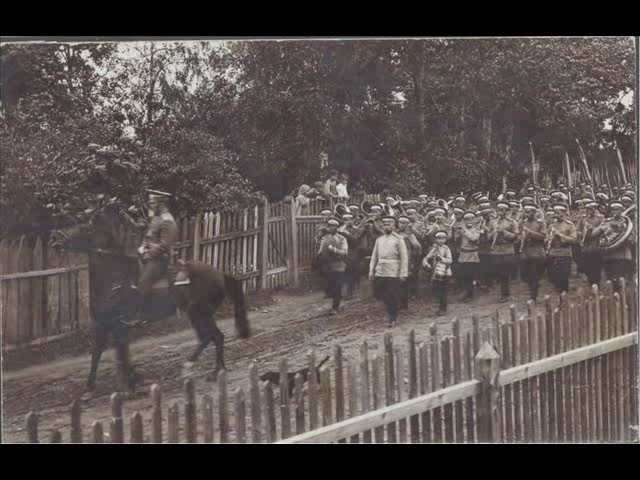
[50,212,119,253]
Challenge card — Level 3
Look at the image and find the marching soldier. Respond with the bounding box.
[369,215,409,328]
[592,200,636,293]
[423,230,453,315]
[519,202,547,302]
[450,207,465,289]
[314,208,334,292]
[477,204,495,288]
[487,201,518,302]
[339,212,365,299]
[136,189,179,324]
[397,214,422,309]
[457,212,481,302]
[317,217,349,315]
[579,200,605,287]
[545,203,578,296]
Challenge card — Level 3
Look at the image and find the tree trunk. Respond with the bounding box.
[413,42,427,164]
[147,44,155,128]
[481,114,492,161]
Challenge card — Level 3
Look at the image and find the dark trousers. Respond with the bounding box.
[521,257,545,301]
[490,254,512,297]
[326,271,344,310]
[549,256,572,293]
[345,253,361,297]
[581,250,603,288]
[603,258,633,293]
[374,277,401,323]
[479,254,493,286]
[138,257,169,320]
[457,262,478,297]
[432,280,448,311]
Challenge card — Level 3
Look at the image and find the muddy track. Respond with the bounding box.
[2,277,582,443]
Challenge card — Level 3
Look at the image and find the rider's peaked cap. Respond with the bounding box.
[147,189,173,198]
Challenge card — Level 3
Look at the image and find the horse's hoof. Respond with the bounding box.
[80,390,95,401]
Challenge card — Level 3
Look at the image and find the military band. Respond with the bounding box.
[310,181,635,326]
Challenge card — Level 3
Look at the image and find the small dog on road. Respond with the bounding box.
[259,355,330,397]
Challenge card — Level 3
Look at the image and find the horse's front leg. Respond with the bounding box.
[207,323,226,382]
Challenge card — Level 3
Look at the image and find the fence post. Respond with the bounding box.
[260,198,269,290]
[26,412,39,443]
[151,384,162,443]
[184,378,197,443]
[70,399,82,443]
[110,392,124,443]
[192,213,201,262]
[475,342,502,443]
[289,198,299,287]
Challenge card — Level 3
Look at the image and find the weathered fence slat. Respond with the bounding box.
[70,399,82,443]
[130,412,144,443]
[249,363,261,443]
[184,378,197,443]
[279,359,291,439]
[348,361,360,443]
[92,421,104,443]
[372,354,384,443]
[307,351,319,431]
[360,342,372,443]
[168,402,179,443]
[264,381,276,443]
[26,411,39,443]
[234,388,246,444]
[218,370,229,443]
[151,384,162,443]
[294,374,305,436]
[110,393,124,444]
[203,394,214,443]
[320,366,332,429]
[442,338,454,443]
[396,350,407,443]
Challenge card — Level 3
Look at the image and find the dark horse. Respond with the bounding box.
[52,212,251,395]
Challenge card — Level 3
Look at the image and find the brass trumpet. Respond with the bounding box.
[545,225,557,255]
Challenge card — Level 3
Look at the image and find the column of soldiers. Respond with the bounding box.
[314,182,636,326]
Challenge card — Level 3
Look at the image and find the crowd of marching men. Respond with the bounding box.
[313,181,637,327]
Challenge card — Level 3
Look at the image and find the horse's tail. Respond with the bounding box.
[223,274,250,339]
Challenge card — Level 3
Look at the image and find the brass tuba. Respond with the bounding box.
[598,205,635,252]
[334,202,349,218]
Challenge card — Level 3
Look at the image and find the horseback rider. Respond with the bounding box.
[135,189,179,324]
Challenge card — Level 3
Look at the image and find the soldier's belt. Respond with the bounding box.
[460,248,478,252]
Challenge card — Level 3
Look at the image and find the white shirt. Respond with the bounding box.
[336,182,349,198]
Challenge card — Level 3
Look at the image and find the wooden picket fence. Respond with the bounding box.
[0,236,90,349]
[22,279,638,443]
[1,195,383,348]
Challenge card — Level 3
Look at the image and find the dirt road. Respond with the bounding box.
[2,277,576,443]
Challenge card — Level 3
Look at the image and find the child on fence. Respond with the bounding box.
[423,230,452,316]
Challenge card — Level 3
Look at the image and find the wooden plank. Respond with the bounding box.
[253,205,259,292]
[614,296,624,441]
[348,362,360,443]
[474,343,502,443]
[17,236,32,343]
[279,358,291,438]
[278,379,481,444]
[5,241,20,344]
[320,366,332,429]
[130,412,144,443]
[307,350,318,431]
[213,212,222,269]
[203,394,214,443]
[150,384,163,443]
[260,202,269,289]
[565,306,575,443]
[430,332,442,443]
[289,199,299,286]
[31,237,44,340]
[472,315,480,360]
[234,388,246,443]
[520,318,532,442]
[50,429,62,443]
[360,342,372,443]
[168,402,179,443]
[264,381,277,443]
[218,370,229,443]
[513,320,522,441]
[421,342,433,443]
[463,334,474,443]
[26,411,39,443]
[184,378,197,443]
[70,399,82,443]
[92,421,104,443]
[294,374,305,435]
[396,350,407,443]
[110,393,124,444]
[384,344,397,443]
[334,345,345,424]
[372,354,384,443]
[249,364,261,443]
[408,330,420,443]
[441,338,454,443]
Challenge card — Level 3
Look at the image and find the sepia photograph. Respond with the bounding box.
[0,36,638,444]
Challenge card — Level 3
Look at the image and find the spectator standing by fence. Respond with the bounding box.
[337,173,350,200]
[295,184,312,216]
